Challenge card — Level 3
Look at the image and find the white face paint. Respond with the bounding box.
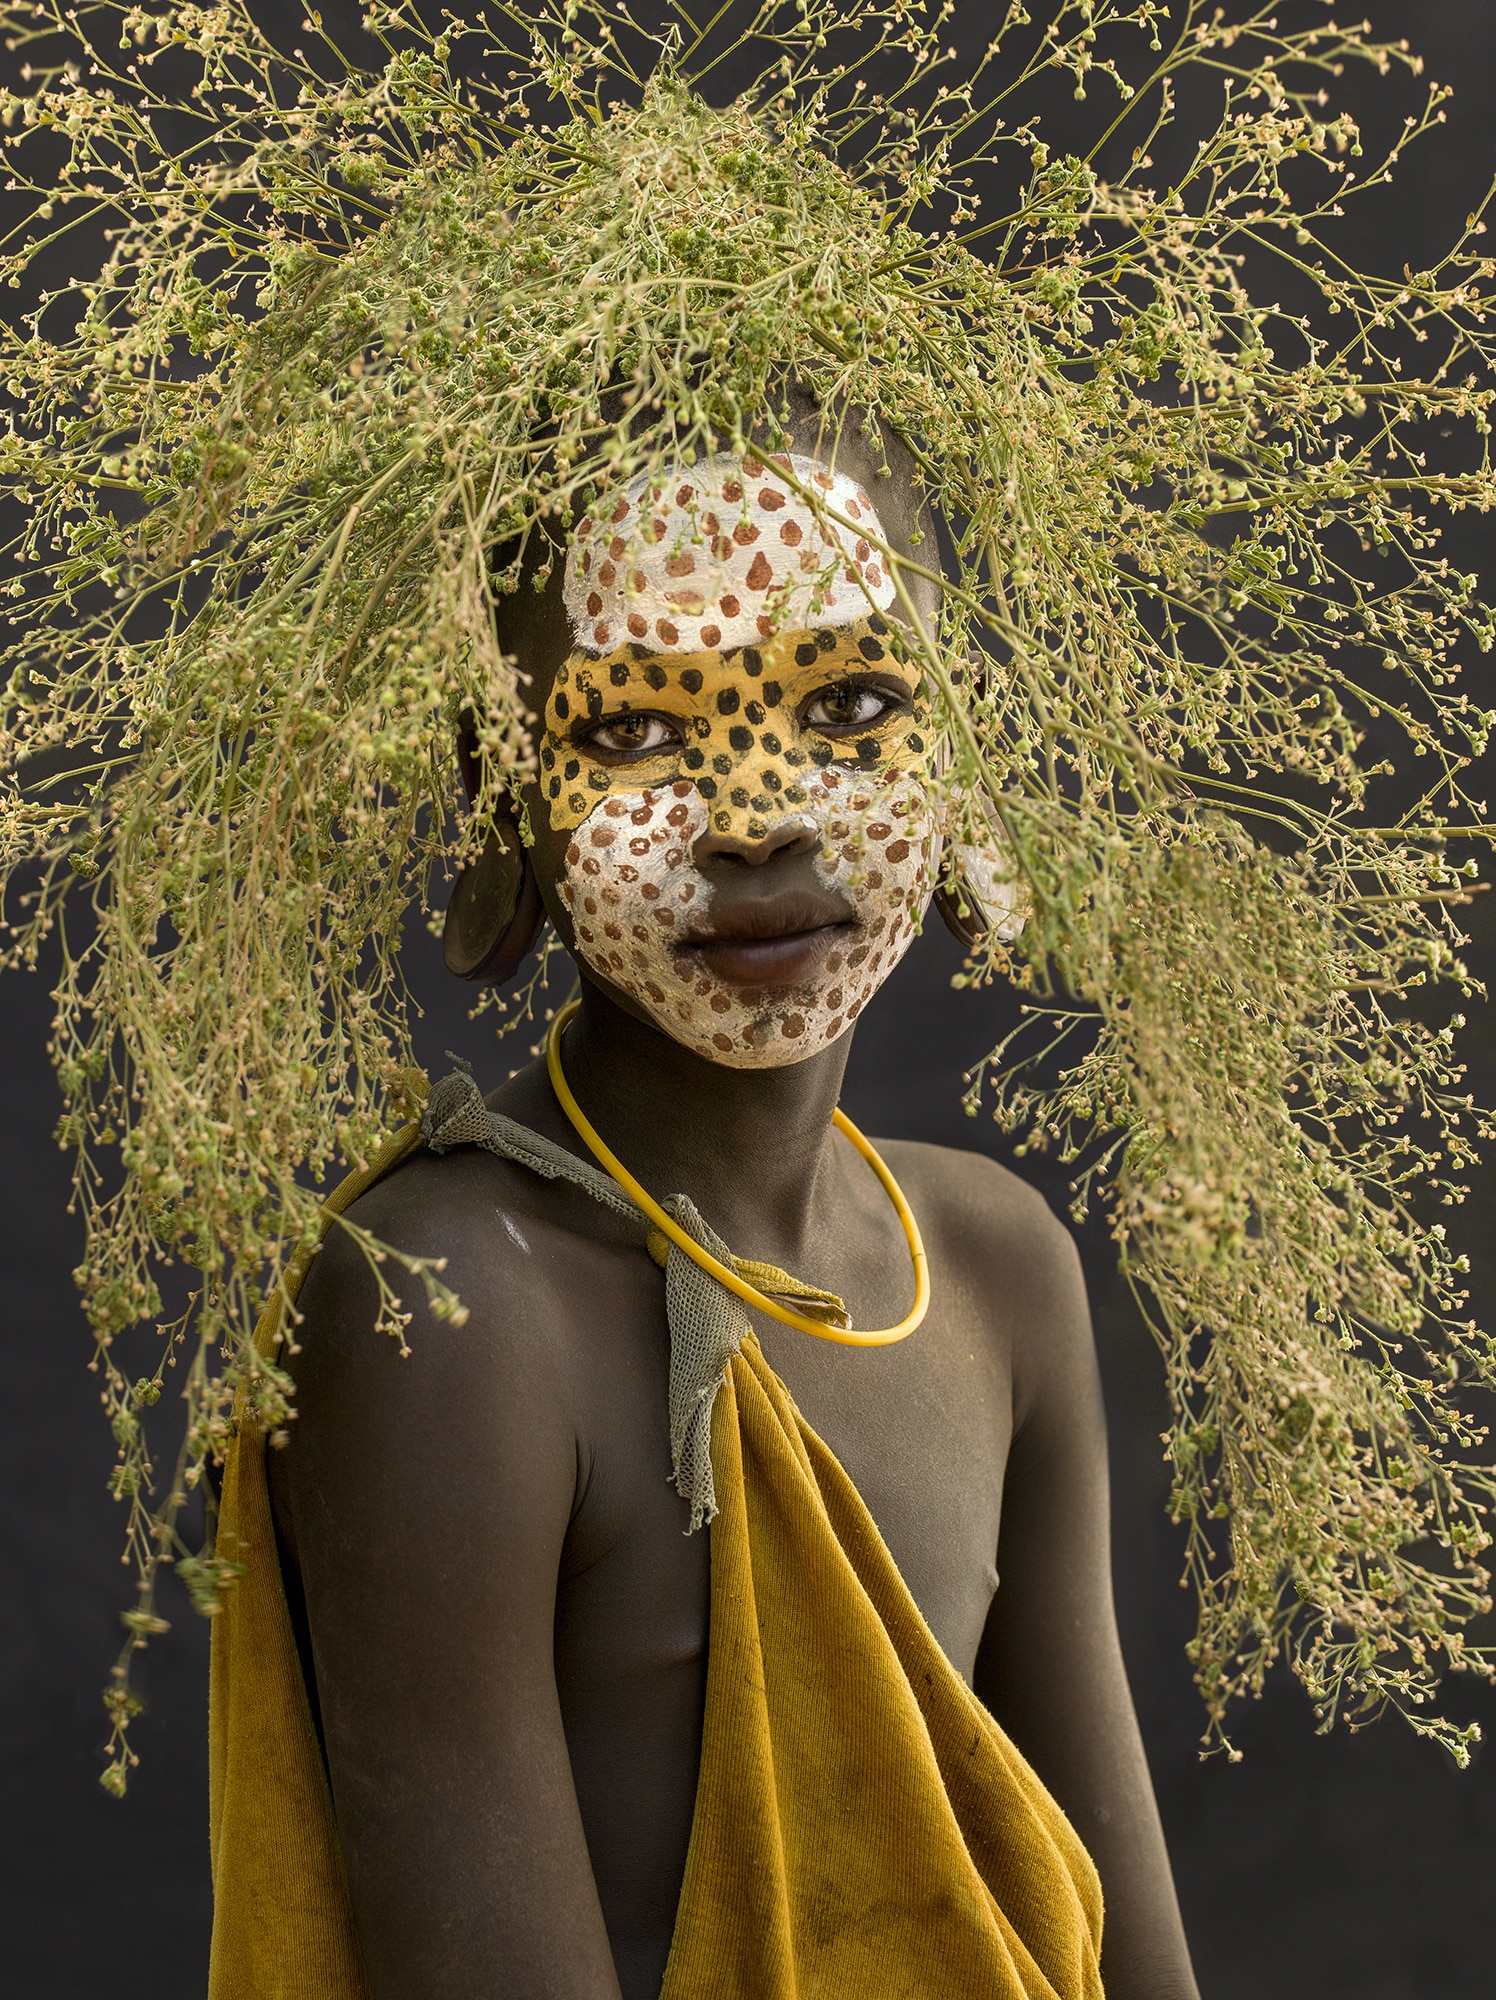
[541,450,939,1067]
[554,767,939,1067]
[562,450,898,658]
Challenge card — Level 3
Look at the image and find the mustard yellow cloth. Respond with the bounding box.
[209,1131,1104,1999]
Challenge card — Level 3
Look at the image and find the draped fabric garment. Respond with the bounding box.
[208,1084,1105,1999]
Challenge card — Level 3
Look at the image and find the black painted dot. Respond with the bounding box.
[711,753,730,775]
[679,668,704,694]
[869,613,889,636]
[715,810,731,829]
[907,733,925,754]
[540,744,555,769]
[730,786,750,808]
[588,768,610,788]
[644,662,668,690]
[742,647,763,677]
[728,725,753,753]
[586,688,603,718]
[554,691,570,719]
[856,735,880,761]
[568,792,587,814]
[564,757,580,781]
[751,795,771,814]
[816,627,838,652]
[761,731,782,755]
[548,776,561,797]
[693,715,712,738]
[809,742,835,767]
[683,747,705,771]
[610,660,630,685]
[795,642,818,667]
[762,681,782,706]
[716,687,740,715]
[762,769,782,792]
[858,637,886,662]
[785,784,807,804]
[745,700,765,725]
[783,745,805,765]
[697,776,718,799]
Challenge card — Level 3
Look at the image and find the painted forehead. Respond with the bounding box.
[562,450,897,657]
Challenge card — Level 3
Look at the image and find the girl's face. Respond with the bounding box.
[526,451,942,1068]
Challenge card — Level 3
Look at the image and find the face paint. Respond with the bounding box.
[542,455,940,1068]
[554,764,937,1066]
[562,450,897,657]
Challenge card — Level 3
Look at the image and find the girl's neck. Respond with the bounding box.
[534,975,853,1266]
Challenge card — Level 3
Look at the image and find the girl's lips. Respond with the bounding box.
[685,922,854,989]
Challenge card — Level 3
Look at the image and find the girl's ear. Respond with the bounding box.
[444,725,546,984]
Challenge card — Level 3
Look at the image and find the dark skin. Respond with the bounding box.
[270,442,1201,2000]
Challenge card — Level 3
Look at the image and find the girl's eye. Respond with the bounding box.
[579,712,683,758]
[802,682,906,732]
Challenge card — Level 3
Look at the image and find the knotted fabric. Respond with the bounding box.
[208,1073,1104,1998]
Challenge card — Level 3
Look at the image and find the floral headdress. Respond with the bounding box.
[0,0,1492,1790]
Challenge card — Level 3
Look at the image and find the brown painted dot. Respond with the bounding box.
[779,518,803,547]
[885,839,910,863]
[711,993,732,1014]
[593,622,610,645]
[591,826,617,846]
[641,882,660,901]
[781,1014,805,1038]
[855,539,870,562]
[866,567,882,589]
[824,1016,844,1038]
[629,837,650,856]
[627,612,648,638]
[604,922,622,940]
[700,623,722,647]
[720,595,741,618]
[848,945,870,967]
[722,479,743,503]
[645,981,667,1003]
[713,1032,734,1052]
[617,864,638,884]
[654,908,675,927]
[656,619,679,645]
[666,552,696,577]
[868,822,892,840]
[676,485,694,507]
[756,615,774,638]
[759,488,785,510]
[666,803,690,827]
[611,498,630,523]
[609,535,626,560]
[733,520,761,547]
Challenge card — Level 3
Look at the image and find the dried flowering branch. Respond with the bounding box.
[0,0,1491,1789]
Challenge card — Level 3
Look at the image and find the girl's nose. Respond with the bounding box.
[692,814,821,868]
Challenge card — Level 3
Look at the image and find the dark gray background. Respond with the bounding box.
[3,5,1495,1996]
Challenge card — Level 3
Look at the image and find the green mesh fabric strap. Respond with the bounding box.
[420,1065,748,1529]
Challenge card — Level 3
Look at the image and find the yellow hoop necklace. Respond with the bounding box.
[545,997,929,1348]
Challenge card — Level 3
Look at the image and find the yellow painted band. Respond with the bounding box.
[545,997,929,1347]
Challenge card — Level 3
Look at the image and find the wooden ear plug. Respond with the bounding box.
[442,820,546,985]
